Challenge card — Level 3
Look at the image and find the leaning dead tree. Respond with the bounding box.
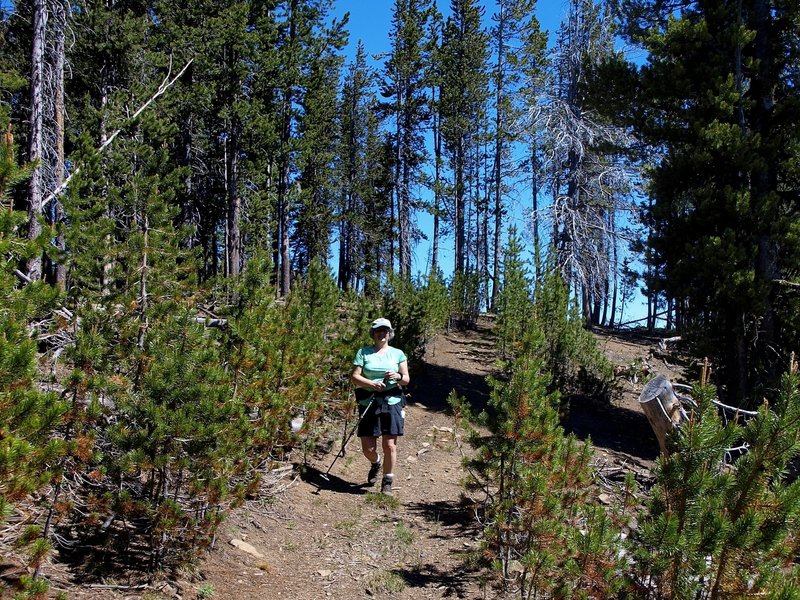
[41,56,194,211]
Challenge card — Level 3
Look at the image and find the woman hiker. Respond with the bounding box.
[351,318,410,495]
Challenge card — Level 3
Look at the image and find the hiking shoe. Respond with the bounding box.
[367,459,382,485]
[380,475,393,495]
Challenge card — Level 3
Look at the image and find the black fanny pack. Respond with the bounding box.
[355,387,406,406]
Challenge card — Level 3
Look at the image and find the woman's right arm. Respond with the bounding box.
[352,365,385,391]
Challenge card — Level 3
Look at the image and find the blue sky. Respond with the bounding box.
[329,1,651,325]
[329,0,569,275]
[332,0,568,56]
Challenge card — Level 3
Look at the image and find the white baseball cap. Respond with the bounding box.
[370,318,393,331]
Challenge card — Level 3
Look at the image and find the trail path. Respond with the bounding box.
[195,322,498,600]
[190,322,683,600]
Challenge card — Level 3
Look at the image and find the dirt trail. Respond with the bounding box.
[53,319,685,599]
[193,323,498,600]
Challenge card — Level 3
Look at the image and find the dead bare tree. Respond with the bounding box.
[49,0,67,288]
[24,0,72,283]
[525,0,642,324]
[27,0,47,281]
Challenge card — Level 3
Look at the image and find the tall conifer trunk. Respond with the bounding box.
[431,86,441,273]
[276,0,297,297]
[750,0,778,392]
[455,144,465,273]
[53,0,66,288]
[490,3,505,311]
[531,138,541,283]
[27,0,47,281]
[225,122,241,277]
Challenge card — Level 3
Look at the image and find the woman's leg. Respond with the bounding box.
[381,435,398,476]
[362,435,382,484]
[360,436,379,463]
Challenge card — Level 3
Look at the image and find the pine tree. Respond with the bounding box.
[487,0,542,310]
[336,42,370,292]
[615,0,800,402]
[59,103,238,567]
[495,226,533,359]
[425,3,445,275]
[512,4,549,287]
[439,0,489,276]
[0,81,65,593]
[294,14,347,271]
[151,0,247,280]
[631,359,800,598]
[228,255,351,467]
[453,317,624,598]
[381,0,433,279]
[270,0,345,296]
[535,264,613,400]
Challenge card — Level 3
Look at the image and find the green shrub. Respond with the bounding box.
[452,325,625,597]
[534,267,613,401]
[0,210,66,590]
[495,227,533,359]
[449,269,482,329]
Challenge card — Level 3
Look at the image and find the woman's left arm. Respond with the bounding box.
[394,361,410,386]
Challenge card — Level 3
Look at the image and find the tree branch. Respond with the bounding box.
[41,56,193,209]
[775,279,800,289]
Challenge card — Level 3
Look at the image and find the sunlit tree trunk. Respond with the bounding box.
[52,0,66,288]
[27,0,47,281]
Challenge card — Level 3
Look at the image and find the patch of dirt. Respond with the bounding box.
[37,318,694,599]
[563,327,693,476]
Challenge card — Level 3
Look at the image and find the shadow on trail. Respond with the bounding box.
[409,361,491,415]
[393,563,479,598]
[561,396,659,462]
[404,499,477,536]
[395,495,482,596]
[299,464,370,496]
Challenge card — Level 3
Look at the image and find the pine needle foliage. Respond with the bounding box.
[0,126,33,210]
[452,315,624,598]
[0,102,64,596]
[450,268,483,330]
[534,267,613,402]
[382,270,450,365]
[630,361,800,599]
[0,66,33,209]
[495,226,533,360]
[51,108,243,569]
[227,257,348,465]
[102,315,245,566]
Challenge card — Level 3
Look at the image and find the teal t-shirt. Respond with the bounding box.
[353,345,407,405]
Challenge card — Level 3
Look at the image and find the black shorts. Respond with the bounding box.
[357,400,405,437]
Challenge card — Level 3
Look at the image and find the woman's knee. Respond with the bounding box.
[361,436,378,453]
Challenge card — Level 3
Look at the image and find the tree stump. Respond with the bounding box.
[639,374,688,456]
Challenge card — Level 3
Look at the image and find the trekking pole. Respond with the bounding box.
[320,397,373,482]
